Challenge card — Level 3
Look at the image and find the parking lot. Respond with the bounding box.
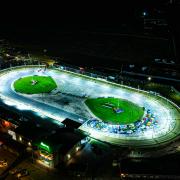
[0,148,17,176]
[5,157,60,180]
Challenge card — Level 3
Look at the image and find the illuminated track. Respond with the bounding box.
[0,65,179,147]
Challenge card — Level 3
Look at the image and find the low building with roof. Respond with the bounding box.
[14,122,50,148]
[34,128,87,168]
[0,102,88,168]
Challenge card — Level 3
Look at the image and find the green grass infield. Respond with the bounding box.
[85,97,144,124]
[14,75,57,94]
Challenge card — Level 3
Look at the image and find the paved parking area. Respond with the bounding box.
[5,158,61,180]
[0,148,17,176]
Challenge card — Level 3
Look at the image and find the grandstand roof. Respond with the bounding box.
[62,118,82,129]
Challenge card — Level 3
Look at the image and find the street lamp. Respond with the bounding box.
[143,11,147,16]
[148,76,151,81]
[142,10,148,30]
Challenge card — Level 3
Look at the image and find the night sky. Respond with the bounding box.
[1,1,177,30]
[1,1,180,59]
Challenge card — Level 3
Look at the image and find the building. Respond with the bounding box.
[34,128,87,168]
[0,103,88,168]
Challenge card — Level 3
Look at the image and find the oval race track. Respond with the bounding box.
[0,65,179,147]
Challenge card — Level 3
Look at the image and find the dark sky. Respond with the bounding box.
[1,1,173,29]
[0,1,178,37]
[1,1,179,35]
[1,1,180,60]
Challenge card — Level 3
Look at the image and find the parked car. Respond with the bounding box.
[16,169,29,179]
[0,160,7,167]
[9,167,23,175]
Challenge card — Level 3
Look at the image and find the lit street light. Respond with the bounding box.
[143,11,147,16]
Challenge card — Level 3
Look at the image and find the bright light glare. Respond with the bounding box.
[87,80,95,86]
[1,94,65,123]
[60,74,68,79]
[131,93,142,104]
[16,103,30,110]
[3,100,15,106]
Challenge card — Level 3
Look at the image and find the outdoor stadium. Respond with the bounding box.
[0,65,179,147]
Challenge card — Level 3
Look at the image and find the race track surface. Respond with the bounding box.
[0,66,179,147]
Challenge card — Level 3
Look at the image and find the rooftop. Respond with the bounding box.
[36,128,86,153]
[62,118,82,129]
[14,122,50,141]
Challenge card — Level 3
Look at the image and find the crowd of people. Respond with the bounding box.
[86,109,158,135]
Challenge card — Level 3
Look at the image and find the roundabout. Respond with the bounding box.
[0,65,179,147]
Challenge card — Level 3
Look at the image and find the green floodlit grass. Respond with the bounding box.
[14,76,57,94]
[85,97,144,125]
